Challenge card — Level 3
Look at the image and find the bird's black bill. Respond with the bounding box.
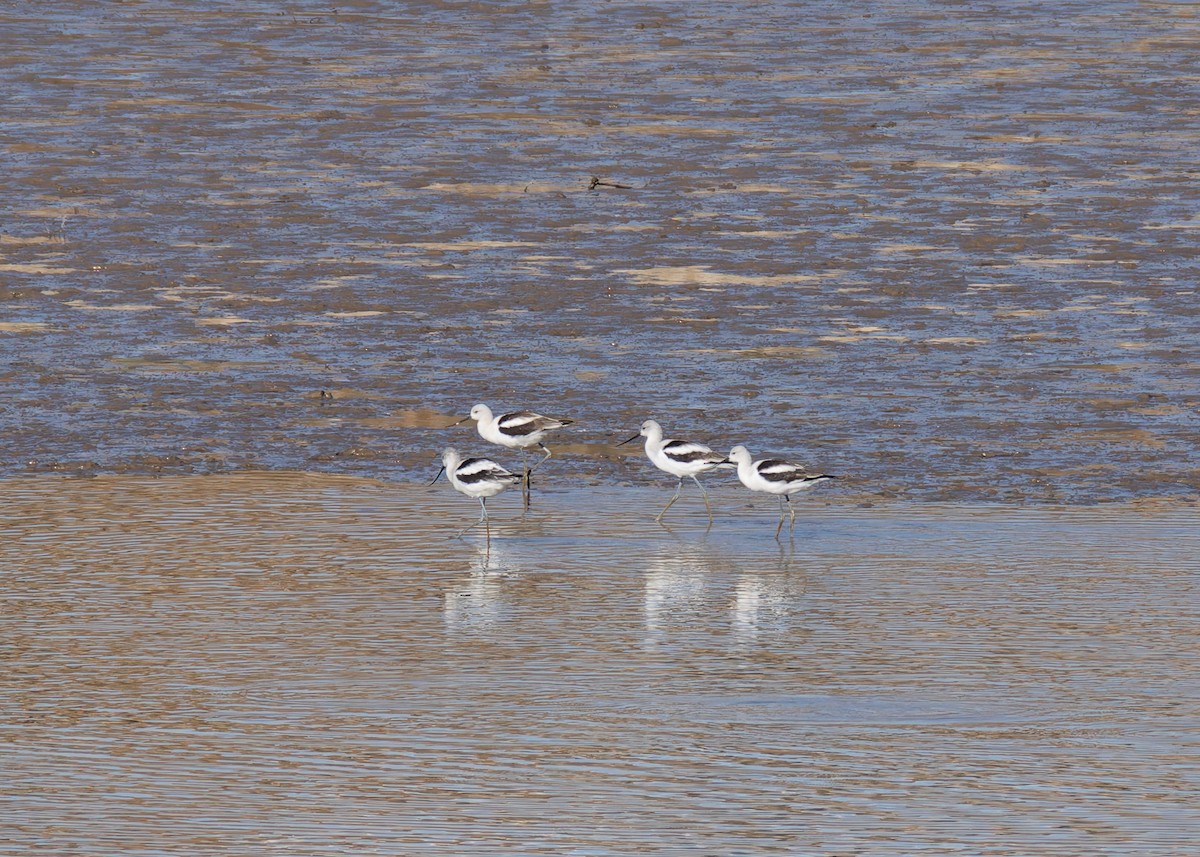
[616,432,641,446]
[427,465,446,485]
[449,416,471,427]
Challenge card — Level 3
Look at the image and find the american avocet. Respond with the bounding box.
[728,445,836,538]
[430,447,523,539]
[455,404,574,495]
[618,419,731,524]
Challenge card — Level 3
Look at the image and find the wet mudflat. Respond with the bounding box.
[1,2,1199,501]
[3,473,1197,855]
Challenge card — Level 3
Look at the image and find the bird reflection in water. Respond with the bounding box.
[643,541,809,647]
[442,539,522,634]
[642,543,733,645]
[731,548,809,646]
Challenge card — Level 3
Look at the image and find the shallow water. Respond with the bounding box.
[3,474,1197,854]
[2,2,1199,501]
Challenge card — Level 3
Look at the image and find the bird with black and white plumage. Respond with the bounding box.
[430,447,523,539]
[728,444,836,538]
[618,419,732,525]
[455,403,574,496]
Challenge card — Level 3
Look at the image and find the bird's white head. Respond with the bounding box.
[468,404,492,423]
[618,419,662,447]
[728,445,752,465]
[429,447,462,486]
[640,419,662,438]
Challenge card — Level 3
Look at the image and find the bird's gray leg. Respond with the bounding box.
[519,449,531,507]
[690,475,713,525]
[533,442,553,471]
[787,494,796,531]
[656,479,683,522]
[775,495,786,539]
[454,498,488,539]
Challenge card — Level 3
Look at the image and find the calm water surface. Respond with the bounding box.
[3,474,1197,854]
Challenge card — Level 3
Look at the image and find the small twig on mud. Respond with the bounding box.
[589,176,633,190]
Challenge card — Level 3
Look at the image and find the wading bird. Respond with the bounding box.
[728,444,835,538]
[619,419,731,525]
[431,447,523,541]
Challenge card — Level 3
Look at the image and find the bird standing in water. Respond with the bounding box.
[430,447,523,542]
[728,444,835,538]
[619,419,731,525]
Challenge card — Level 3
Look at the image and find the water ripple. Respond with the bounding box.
[2,474,1196,854]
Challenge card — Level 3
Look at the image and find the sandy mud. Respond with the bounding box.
[1,2,1198,501]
